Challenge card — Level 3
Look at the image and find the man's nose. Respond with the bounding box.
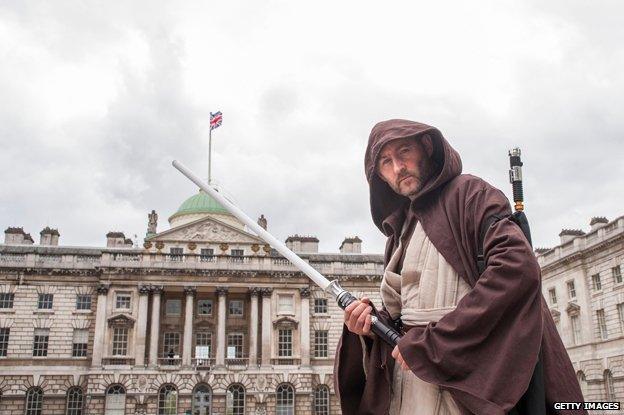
[392,159,406,175]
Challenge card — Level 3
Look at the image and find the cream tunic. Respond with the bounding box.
[381,217,472,415]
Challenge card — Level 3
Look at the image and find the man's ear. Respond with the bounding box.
[421,134,434,157]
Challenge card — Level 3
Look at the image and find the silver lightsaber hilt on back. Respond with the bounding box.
[172,160,402,346]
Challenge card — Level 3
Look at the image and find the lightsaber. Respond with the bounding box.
[172,160,402,346]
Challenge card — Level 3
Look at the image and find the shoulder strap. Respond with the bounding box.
[476,213,510,275]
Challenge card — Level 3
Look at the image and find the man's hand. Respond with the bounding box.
[392,346,410,371]
[343,297,374,338]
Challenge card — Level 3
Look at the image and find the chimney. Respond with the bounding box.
[339,236,362,253]
[4,227,26,245]
[40,227,60,246]
[534,247,551,255]
[285,234,319,253]
[257,214,268,230]
[589,217,608,232]
[106,232,127,247]
[558,229,585,244]
[124,238,134,247]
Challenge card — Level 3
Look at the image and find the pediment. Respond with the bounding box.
[566,302,580,315]
[148,217,264,245]
[273,316,299,328]
[107,313,135,327]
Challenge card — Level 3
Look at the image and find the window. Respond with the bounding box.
[66,386,84,415]
[567,281,576,299]
[197,299,213,315]
[613,265,622,284]
[570,315,581,345]
[276,384,295,415]
[314,298,328,314]
[226,384,245,415]
[112,327,128,355]
[618,303,624,333]
[314,385,330,415]
[105,385,125,415]
[195,332,212,359]
[169,247,183,262]
[278,295,294,314]
[314,330,328,358]
[597,309,608,340]
[548,288,557,305]
[0,293,14,309]
[604,370,615,400]
[227,333,243,359]
[76,295,91,310]
[592,274,602,291]
[230,249,244,263]
[163,333,181,358]
[33,328,49,357]
[25,387,43,415]
[278,328,292,357]
[0,328,8,357]
[200,248,214,262]
[229,300,243,317]
[165,299,181,316]
[72,329,88,357]
[158,384,178,415]
[115,292,131,310]
[192,384,212,415]
[37,293,53,309]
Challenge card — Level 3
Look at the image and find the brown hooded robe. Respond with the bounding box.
[334,120,585,415]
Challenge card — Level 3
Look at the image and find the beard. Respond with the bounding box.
[393,157,437,199]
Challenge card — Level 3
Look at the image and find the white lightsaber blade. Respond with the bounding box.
[172,160,331,290]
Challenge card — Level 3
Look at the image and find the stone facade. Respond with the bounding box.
[538,215,624,410]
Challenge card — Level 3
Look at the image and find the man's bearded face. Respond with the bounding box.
[376,136,435,200]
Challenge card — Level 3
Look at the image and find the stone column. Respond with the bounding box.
[134,285,150,366]
[148,286,163,367]
[216,287,228,366]
[92,284,109,367]
[249,288,260,366]
[182,286,196,367]
[261,288,273,367]
[299,287,311,366]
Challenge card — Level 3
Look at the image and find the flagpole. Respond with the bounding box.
[208,119,212,184]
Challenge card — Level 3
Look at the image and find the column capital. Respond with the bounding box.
[138,285,151,295]
[216,287,229,297]
[260,288,273,297]
[184,286,197,297]
[96,284,110,295]
[149,285,164,295]
[249,287,261,297]
[299,287,311,298]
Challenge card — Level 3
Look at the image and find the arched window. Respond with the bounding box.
[226,384,245,415]
[276,384,294,415]
[576,371,588,399]
[158,384,178,415]
[25,387,43,415]
[313,385,329,415]
[105,385,126,415]
[66,387,84,415]
[604,369,615,400]
[192,384,212,415]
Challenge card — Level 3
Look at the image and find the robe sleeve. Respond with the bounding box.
[397,186,544,415]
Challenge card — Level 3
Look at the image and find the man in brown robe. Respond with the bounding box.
[334,119,585,414]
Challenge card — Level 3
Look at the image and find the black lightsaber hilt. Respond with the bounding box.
[508,148,524,212]
[328,281,402,346]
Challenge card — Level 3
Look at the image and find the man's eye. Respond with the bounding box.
[399,147,410,154]
[381,158,390,166]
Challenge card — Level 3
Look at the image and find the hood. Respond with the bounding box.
[364,119,462,235]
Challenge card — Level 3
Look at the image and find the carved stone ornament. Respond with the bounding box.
[187,242,197,251]
[216,287,229,297]
[219,243,229,252]
[249,287,261,296]
[184,286,197,296]
[260,288,273,297]
[138,285,150,295]
[299,287,311,298]
[251,244,260,253]
[96,284,110,295]
[143,241,153,249]
[149,285,164,295]
[155,241,164,250]
[263,244,271,253]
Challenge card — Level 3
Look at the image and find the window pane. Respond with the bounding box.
[276,384,294,415]
[67,387,84,415]
[105,385,126,415]
[314,330,328,358]
[200,248,214,262]
[226,384,245,415]
[227,333,243,358]
[229,300,243,316]
[33,328,49,357]
[197,299,213,315]
[314,386,329,415]
[0,293,14,309]
[115,293,131,309]
[314,298,328,314]
[76,295,92,310]
[112,328,128,355]
[614,265,622,284]
[158,385,178,415]
[25,387,43,415]
[163,333,181,357]
[278,295,293,314]
[192,385,212,415]
[38,293,53,309]
[166,299,181,316]
[0,328,9,357]
[278,329,292,357]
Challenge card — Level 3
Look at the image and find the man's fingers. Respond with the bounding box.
[348,302,370,330]
[391,345,399,359]
[363,314,372,334]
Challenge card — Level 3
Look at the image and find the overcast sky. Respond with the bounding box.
[1,1,622,254]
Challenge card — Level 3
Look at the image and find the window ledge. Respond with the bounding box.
[33,310,54,315]
[312,313,331,318]
[0,309,15,314]
[72,310,93,315]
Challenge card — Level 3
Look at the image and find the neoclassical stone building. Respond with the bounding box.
[0,190,385,414]
[538,215,624,409]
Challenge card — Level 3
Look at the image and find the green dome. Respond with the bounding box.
[169,190,231,220]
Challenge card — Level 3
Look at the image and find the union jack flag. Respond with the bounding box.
[210,111,223,130]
